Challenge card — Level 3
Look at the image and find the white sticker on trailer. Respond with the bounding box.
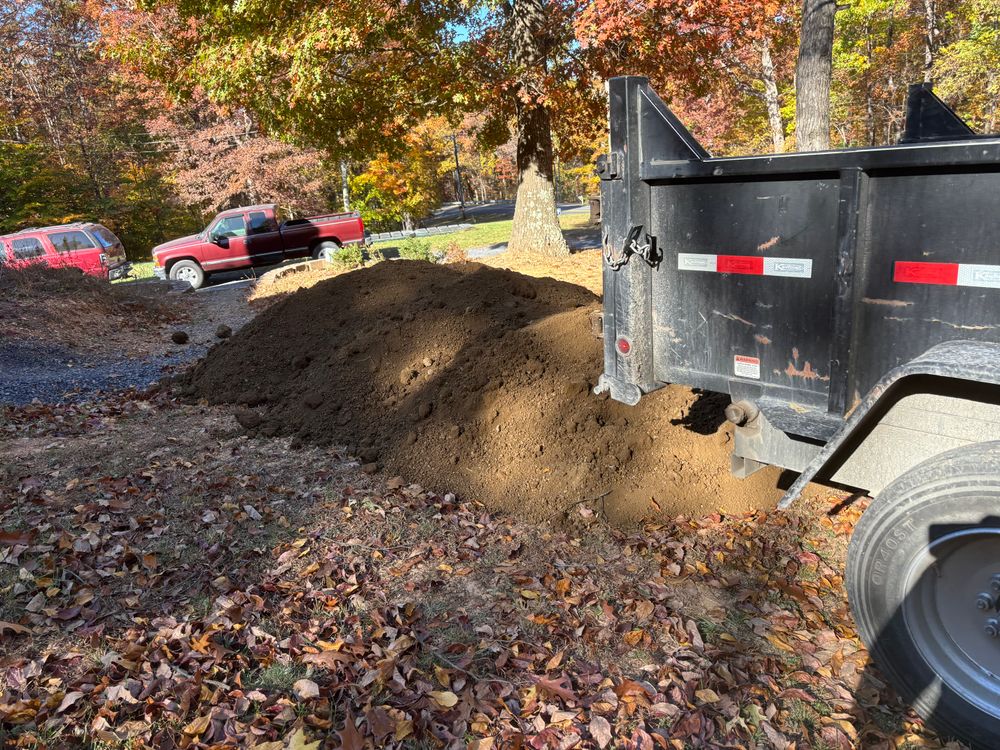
[958,264,1000,289]
[734,355,761,380]
[677,253,718,272]
[763,257,813,278]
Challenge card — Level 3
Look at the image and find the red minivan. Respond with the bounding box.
[0,223,130,280]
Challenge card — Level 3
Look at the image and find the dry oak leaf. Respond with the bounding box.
[0,530,33,546]
[533,674,578,703]
[56,691,84,714]
[303,650,352,669]
[429,690,459,709]
[182,714,212,737]
[589,715,613,748]
[0,621,30,636]
[287,727,321,750]
[695,688,720,704]
[338,714,365,750]
[293,679,320,700]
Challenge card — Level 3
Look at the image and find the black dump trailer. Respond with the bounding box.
[597,76,1000,748]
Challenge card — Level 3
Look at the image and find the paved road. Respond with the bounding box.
[428,201,588,226]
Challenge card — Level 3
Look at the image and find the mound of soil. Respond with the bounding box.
[0,265,176,351]
[182,261,780,522]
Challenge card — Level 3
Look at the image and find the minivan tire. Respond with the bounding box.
[168,260,205,289]
[847,441,1000,750]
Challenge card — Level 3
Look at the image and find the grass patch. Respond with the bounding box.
[373,212,593,255]
[244,662,308,693]
[114,261,154,283]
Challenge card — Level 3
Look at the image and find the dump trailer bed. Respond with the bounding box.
[596,77,1000,749]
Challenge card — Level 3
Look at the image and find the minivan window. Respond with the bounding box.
[90,226,120,248]
[49,230,96,253]
[11,237,46,259]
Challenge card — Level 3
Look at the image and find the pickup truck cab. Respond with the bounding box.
[152,204,366,289]
[0,223,130,280]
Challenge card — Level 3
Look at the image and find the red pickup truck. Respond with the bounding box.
[152,204,367,288]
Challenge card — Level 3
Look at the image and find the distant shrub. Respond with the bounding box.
[398,237,434,262]
[443,240,467,264]
[329,243,364,269]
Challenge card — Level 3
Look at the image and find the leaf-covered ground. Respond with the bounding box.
[1,392,962,749]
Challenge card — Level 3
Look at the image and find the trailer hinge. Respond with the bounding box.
[604,225,660,271]
[596,152,623,181]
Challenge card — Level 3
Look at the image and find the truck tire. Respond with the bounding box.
[168,260,205,289]
[847,441,1000,749]
[312,241,338,261]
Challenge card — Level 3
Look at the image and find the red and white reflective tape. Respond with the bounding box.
[677,253,813,279]
[895,261,1000,289]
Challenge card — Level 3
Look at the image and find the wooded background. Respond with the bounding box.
[1,0,997,258]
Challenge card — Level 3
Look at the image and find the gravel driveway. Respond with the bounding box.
[1,283,254,406]
[0,341,189,405]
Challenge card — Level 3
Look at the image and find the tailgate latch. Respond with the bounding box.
[604,225,659,270]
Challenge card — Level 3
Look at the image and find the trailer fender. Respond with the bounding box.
[778,339,1000,509]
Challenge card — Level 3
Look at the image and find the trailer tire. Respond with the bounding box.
[168,260,205,290]
[847,441,1000,750]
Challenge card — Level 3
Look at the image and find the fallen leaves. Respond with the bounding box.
[0,395,953,750]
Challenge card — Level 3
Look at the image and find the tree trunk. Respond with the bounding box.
[795,0,837,151]
[507,0,568,256]
[923,0,938,82]
[340,160,350,211]
[760,40,786,152]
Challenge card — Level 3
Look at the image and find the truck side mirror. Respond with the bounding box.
[214,235,230,249]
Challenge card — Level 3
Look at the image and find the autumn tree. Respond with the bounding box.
[930,0,999,132]
[145,93,338,218]
[576,0,798,155]
[0,0,192,255]
[350,125,443,231]
[504,0,569,254]
[101,0,609,255]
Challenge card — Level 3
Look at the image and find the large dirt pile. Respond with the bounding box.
[182,261,780,522]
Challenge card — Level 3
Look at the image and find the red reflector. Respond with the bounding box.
[718,255,764,275]
[894,261,959,286]
[616,338,631,355]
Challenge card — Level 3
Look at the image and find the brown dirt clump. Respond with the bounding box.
[182,260,780,522]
